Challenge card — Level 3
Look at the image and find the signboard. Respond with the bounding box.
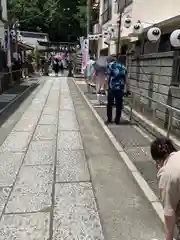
[81,39,89,74]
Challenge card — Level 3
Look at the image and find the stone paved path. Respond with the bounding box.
[0,76,164,240]
[0,77,103,239]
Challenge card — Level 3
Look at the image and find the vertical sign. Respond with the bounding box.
[81,38,89,74]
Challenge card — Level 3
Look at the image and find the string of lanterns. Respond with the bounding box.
[88,16,180,48]
[124,16,180,47]
[88,24,119,41]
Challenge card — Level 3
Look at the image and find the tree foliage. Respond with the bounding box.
[7,0,98,42]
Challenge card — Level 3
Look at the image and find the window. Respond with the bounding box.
[116,0,132,12]
[101,0,112,24]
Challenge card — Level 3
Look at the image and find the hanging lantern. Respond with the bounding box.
[10,30,16,37]
[170,29,180,48]
[91,35,95,40]
[94,35,99,40]
[103,31,108,38]
[111,24,118,40]
[106,32,111,41]
[147,27,161,42]
[133,21,143,35]
[124,16,132,29]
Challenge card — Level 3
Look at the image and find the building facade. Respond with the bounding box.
[98,0,180,56]
[0,0,7,47]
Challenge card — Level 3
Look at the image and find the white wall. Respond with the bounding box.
[132,0,180,27]
[98,0,180,55]
[98,0,133,54]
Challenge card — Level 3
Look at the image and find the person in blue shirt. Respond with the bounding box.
[105,55,129,125]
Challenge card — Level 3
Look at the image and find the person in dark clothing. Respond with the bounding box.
[105,56,129,125]
[53,58,60,77]
[59,60,64,75]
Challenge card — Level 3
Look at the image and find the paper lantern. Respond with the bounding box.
[103,31,108,37]
[124,16,132,29]
[147,27,161,42]
[170,29,180,47]
[133,21,143,35]
[94,35,99,40]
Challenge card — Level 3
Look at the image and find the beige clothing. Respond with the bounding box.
[158,151,180,231]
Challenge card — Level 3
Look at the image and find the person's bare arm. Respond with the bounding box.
[160,175,179,240]
[164,215,176,240]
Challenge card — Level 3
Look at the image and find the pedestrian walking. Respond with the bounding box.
[105,55,129,125]
[59,60,64,75]
[53,58,60,77]
[85,57,95,93]
[150,137,180,240]
[95,71,106,104]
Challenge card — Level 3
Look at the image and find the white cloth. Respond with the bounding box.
[86,59,95,77]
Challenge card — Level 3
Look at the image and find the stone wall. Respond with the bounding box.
[127,51,180,134]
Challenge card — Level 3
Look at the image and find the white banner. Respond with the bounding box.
[81,39,89,74]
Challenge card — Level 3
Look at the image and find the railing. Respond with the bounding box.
[128,87,180,138]
[101,5,112,24]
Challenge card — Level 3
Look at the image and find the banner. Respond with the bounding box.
[81,39,89,74]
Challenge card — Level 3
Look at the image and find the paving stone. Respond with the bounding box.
[0,132,32,152]
[53,183,104,240]
[13,117,38,132]
[28,104,44,112]
[24,141,56,165]
[59,117,79,131]
[33,125,57,140]
[0,152,24,187]
[126,147,152,163]
[39,115,57,125]
[5,165,53,213]
[43,106,58,115]
[109,125,150,149]
[57,131,83,150]
[60,99,74,110]
[56,149,90,182]
[59,110,76,119]
[0,213,49,239]
[126,147,157,182]
[22,110,42,118]
[0,188,11,216]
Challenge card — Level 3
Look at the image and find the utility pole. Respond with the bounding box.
[86,0,91,37]
[116,0,126,58]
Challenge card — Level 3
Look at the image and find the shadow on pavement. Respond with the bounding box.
[0,82,39,127]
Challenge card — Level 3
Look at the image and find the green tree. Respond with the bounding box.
[7,0,98,41]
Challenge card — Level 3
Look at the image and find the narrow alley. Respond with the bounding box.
[0,76,164,239]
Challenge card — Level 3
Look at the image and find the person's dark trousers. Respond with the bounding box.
[107,89,123,124]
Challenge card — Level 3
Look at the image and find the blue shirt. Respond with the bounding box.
[107,61,126,91]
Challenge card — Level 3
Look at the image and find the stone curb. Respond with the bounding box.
[73,78,164,224]
[0,80,40,118]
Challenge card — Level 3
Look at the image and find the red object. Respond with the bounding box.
[54,55,63,60]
